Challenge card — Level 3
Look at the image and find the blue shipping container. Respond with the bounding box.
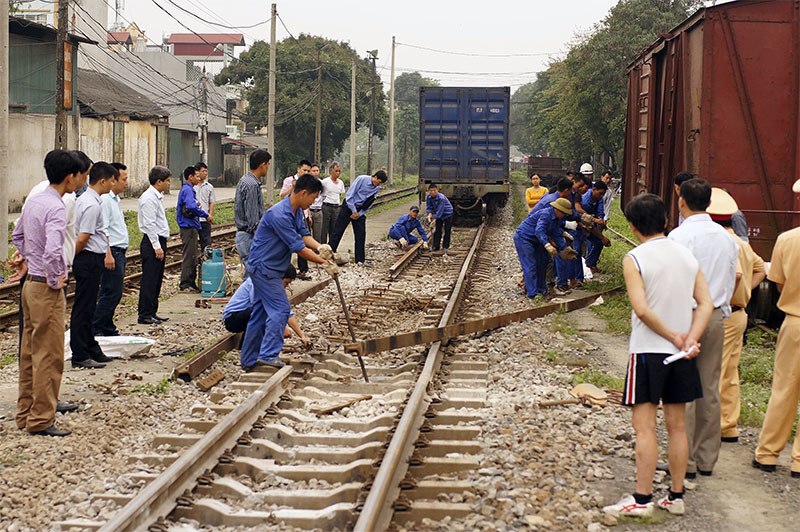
[419,87,510,184]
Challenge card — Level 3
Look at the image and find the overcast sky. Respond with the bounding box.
[116,0,623,92]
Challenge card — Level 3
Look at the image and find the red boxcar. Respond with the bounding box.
[623,0,800,259]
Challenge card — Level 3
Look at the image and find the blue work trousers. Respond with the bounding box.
[556,229,585,285]
[585,232,603,268]
[514,231,549,298]
[236,231,254,280]
[239,271,290,369]
[388,226,418,245]
[93,247,127,336]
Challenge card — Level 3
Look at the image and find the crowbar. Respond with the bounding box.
[333,273,369,382]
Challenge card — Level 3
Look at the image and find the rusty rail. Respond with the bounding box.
[605,226,637,248]
[346,287,622,357]
[388,241,423,280]
[354,222,487,532]
[98,366,293,532]
[173,278,332,381]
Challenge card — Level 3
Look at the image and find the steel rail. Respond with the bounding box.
[99,366,293,532]
[354,223,487,532]
[605,226,637,248]
[388,241,423,280]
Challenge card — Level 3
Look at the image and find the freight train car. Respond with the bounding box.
[527,156,567,188]
[623,0,800,261]
[419,86,509,219]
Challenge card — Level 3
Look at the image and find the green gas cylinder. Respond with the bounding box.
[201,249,226,298]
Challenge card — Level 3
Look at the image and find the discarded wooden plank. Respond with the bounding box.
[196,370,225,392]
[312,394,372,416]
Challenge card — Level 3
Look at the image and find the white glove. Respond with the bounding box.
[399,238,408,247]
[581,213,594,226]
[324,261,340,277]
[564,220,578,230]
[422,241,429,250]
[318,244,334,260]
[562,231,574,243]
[427,214,434,224]
[544,243,558,258]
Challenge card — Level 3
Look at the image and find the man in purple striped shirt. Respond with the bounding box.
[11,150,84,437]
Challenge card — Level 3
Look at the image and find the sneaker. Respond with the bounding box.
[553,285,572,295]
[603,495,654,518]
[657,495,685,515]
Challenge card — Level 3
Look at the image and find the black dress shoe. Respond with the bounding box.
[30,425,71,437]
[56,400,78,413]
[721,436,739,443]
[153,315,169,322]
[72,359,106,369]
[93,353,113,363]
[657,462,696,479]
[752,459,776,472]
[698,468,712,476]
[138,316,158,325]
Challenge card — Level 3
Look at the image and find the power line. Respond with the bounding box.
[165,0,271,30]
[397,41,563,58]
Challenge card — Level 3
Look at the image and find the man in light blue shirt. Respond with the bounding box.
[241,175,335,371]
[93,163,130,337]
[328,170,388,263]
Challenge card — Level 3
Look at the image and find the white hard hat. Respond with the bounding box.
[794,178,800,193]
[580,163,593,175]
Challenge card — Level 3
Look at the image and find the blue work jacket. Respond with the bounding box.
[391,214,428,242]
[247,197,310,277]
[517,205,567,248]
[426,193,453,219]
[177,181,208,230]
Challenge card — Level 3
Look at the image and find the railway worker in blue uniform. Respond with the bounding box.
[177,166,209,292]
[426,184,454,255]
[583,180,612,272]
[328,170,388,264]
[241,174,337,371]
[389,205,428,249]
[223,265,310,347]
[514,197,577,299]
[555,173,591,294]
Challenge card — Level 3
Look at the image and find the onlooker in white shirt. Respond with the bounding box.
[320,162,346,243]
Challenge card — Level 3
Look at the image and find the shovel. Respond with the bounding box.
[333,274,369,382]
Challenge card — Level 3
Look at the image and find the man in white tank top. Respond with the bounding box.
[603,193,713,519]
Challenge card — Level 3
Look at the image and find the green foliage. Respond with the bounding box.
[590,293,632,335]
[215,36,387,177]
[739,329,777,427]
[550,311,578,337]
[0,352,17,369]
[391,72,440,176]
[130,376,171,395]
[512,0,702,165]
[0,449,28,467]
[571,368,624,391]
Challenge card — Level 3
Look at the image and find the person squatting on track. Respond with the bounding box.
[177,166,210,292]
[194,162,216,253]
[240,172,339,371]
[222,266,309,347]
[320,162,346,244]
[70,162,118,369]
[137,166,172,325]
[706,188,765,444]
[92,162,130,337]
[12,150,86,437]
[603,193,712,518]
[389,205,428,250]
[666,177,739,478]
[234,149,271,277]
[752,177,800,478]
[328,170,388,264]
[513,197,576,300]
[425,183,453,255]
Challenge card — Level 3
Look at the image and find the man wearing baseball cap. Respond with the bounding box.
[514,197,577,300]
[753,177,800,478]
[388,205,428,250]
[707,188,765,443]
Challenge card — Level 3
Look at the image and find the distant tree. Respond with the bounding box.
[216,35,387,177]
[391,72,439,176]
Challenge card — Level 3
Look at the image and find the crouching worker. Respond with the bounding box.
[223,265,309,346]
[389,205,428,249]
[240,173,338,372]
[513,197,576,300]
[604,193,712,518]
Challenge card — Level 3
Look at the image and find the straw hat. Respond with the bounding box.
[550,197,573,214]
[707,187,738,220]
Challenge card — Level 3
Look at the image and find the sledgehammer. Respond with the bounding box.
[333,274,369,382]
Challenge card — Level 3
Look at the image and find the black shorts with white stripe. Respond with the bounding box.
[622,352,703,406]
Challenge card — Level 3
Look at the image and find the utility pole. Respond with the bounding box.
[266,3,277,200]
[366,50,377,175]
[350,59,356,182]
[55,0,69,150]
[314,50,322,164]
[0,0,9,260]
[199,68,209,165]
[387,36,395,186]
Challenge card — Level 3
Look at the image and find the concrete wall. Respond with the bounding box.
[9,113,80,209]
[80,117,158,197]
